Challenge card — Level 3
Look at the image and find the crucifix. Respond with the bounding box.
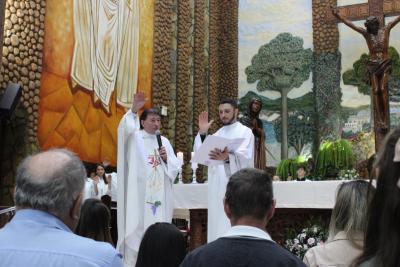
[327,0,400,151]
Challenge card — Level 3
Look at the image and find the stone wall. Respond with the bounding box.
[312,0,342,144]
[0,0,45,205]
[1,0,45,148]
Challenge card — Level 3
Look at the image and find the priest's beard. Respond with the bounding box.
[222,116,237,126]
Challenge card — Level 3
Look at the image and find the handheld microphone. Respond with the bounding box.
[155,130,162,149]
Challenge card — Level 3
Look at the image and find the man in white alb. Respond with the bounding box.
[193,99,254,242]
[117,92,181,266]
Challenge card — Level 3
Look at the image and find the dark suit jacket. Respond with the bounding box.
[180,236,306,267]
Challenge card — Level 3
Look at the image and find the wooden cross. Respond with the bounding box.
[326,0,400,151]
[326,0,400,24]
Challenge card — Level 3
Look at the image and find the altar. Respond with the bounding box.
[172,180,344,249]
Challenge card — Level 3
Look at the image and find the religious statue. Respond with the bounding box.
[331,6,400,150]
[240,98,266,169]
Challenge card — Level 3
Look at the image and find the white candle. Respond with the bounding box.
[191,151,198,169]
[177,152,184,163]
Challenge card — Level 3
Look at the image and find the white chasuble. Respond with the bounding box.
[117,110,181,267]
[142,137,165,226]
[194,121,254,242]
[71,0,139,111]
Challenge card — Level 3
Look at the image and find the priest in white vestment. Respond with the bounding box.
[117,92,181,266]
[194,99,254,242]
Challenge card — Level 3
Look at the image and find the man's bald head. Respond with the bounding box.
[15,149,86,218]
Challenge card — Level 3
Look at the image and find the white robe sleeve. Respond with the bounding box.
[227,129,254,173]
[117,110,140,254]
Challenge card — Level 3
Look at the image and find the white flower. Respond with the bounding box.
[294,238,299,244]
[303,244,308,250]
[313,227,318,233]
[307,237,315,245]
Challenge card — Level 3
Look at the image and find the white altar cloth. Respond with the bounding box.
[172,180,345,210]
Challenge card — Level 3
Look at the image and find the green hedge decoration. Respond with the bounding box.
[315,139,354,178]
[276,155,307,181]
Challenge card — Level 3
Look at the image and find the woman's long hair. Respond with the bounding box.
[328,180,374,249]
[75,198,113,245]
[95,164,107,184]
[136,222,186,267]
[355,127,400,266]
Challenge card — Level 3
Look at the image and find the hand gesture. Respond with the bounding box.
[159,146,167,163]
[209,147,229,161]
[92,175,100,184]
[198,111,214,134]
[106,175,112,184]
[131,91,146,113]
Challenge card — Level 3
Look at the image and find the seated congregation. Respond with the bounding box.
[0,126,400,266]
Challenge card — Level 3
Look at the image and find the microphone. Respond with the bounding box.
[155,130,162,149]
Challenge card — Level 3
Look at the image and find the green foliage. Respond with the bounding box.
[274,110,315,155]
[315,139,354,178]
[276,155,307,181]
[342,46,400,101]
[312,52,343,141]
[245,33,312,93]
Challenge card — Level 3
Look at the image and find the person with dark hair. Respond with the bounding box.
[117,92,181,265]
[180,168,304,267]
[355,127,400,267]
[193,99,254,242]
[75,198,114,246]
[136,222,186,267]
[296,165,310,181]
[85,164,113,200]
[240,98,266,169]
[0,149,122,267]
[303,180,375,266]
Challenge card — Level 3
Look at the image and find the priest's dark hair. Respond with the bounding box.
[136,222,187,267]
[224,168,273,221]
[139,108,161,129]
[219,98,238,109]
[355,126,400,267]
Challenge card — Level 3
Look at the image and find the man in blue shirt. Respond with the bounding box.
[0,149,123,267]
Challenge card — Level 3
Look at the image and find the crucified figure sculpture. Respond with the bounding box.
[332,6,400,150]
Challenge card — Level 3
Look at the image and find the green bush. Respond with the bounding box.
[315,139,354,178]
[276,156,307,181]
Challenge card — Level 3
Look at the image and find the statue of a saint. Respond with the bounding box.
[331,6,400,149]
[240,98,266,169]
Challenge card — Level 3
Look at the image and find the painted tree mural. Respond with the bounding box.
[245,33,312,159]
[274,110,315,155]
[343,47,400,102]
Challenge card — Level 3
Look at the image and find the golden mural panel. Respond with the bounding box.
[38,0,154,166]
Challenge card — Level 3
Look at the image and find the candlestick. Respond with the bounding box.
[177,152,184,183]
[177,151,184,163]
[191,151,198,184]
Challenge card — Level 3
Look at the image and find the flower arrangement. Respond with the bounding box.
[338,169,359,180]
[351,132,375,163]
[284,225,328,259]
